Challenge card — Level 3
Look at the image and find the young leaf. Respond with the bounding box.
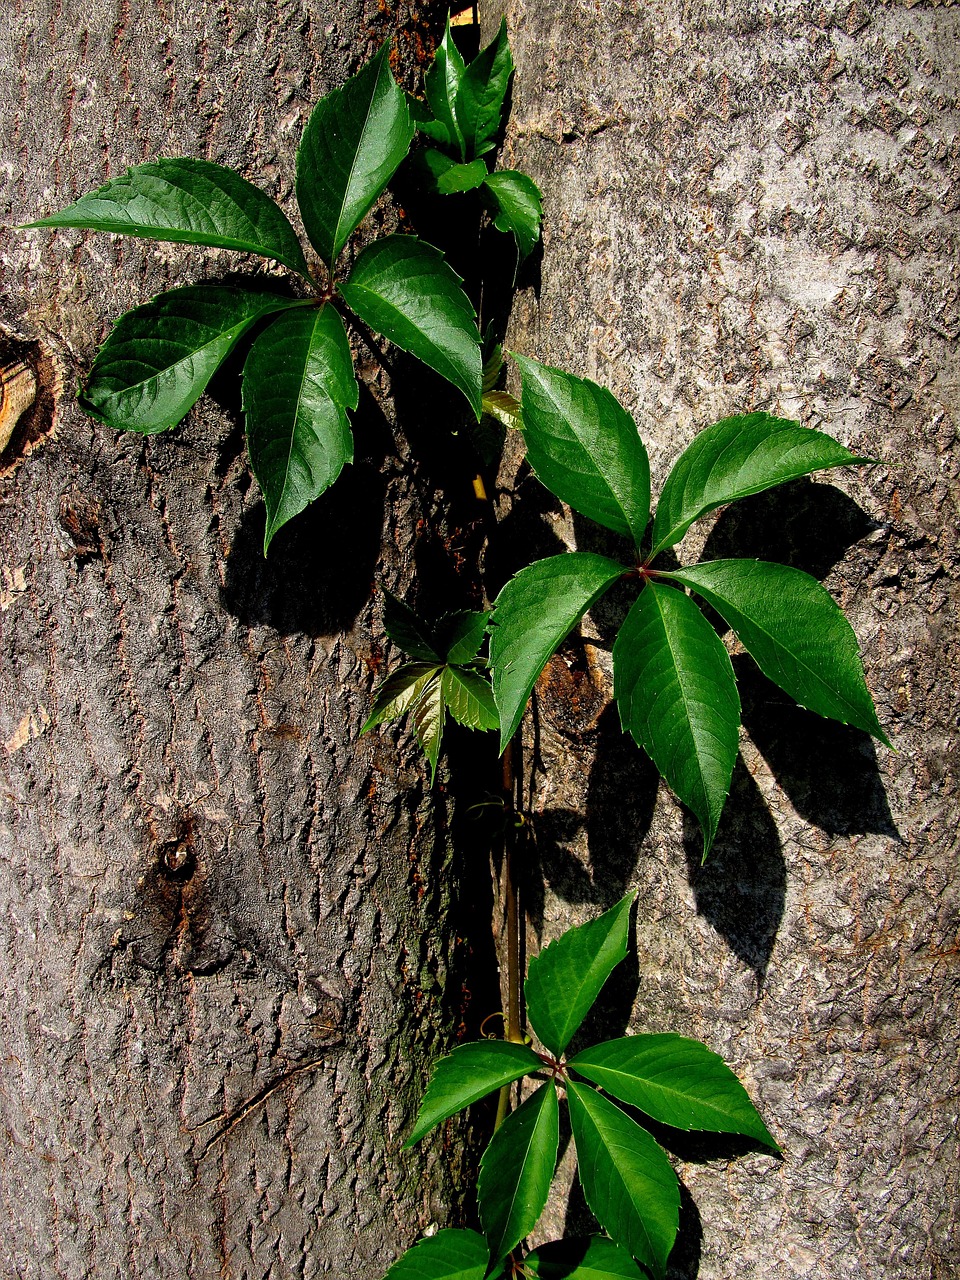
[361,663,441,735]
[296,44,413,268]
[25,158,311,279]
[568,1034,778,1149]
[441,666,499,732]
[243,303,359,554]
[490,553,626,753]
[478,1082,560,1270]
[524,1237,646,1279]
[383,1229,491,1280]
[650,412,865,557]
[424,19,467,159]
[417,149,489,195]
[482,341,505,393]
[406,1040,542,1147]
[662,559,890,745]
[512,356,650,546]
[414,670,446,783]
[456,18,515,158]
[524,893,634,1057]
[482,390,522,431]
[566,1081,679,1280]
[383,592,442,662]
[484,171,543,259]
[80,286,298,434]
[613,582,740,858]
[434,609,490,664]
[339,235,482,417]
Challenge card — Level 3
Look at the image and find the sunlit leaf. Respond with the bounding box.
[524,1237,646,1279]
[424,19,467,159]
[383,1229,492,1280]
[361,663,440,735]
[456,18,515,158]
[434,609,490,663]
[406,1040,542,1146]
[413,670,445,784]
[441,666,499,732]
[484,171,542,258]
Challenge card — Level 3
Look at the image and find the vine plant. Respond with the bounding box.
[22,17,888,1280]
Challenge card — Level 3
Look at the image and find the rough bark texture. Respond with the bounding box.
[0,3,480,1277]
[489,1,959,1277]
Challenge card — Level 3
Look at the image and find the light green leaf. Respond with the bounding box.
[567,1082,679,1280]
[80,285,298,434]
[243,303,359,553]
[406,1040,542,1147]
[524,894,634,1057]
[650,412,865,557]
[512,356,650,545]
[424,19,467,159]
[434,609,490,663]
[384,1229,493,1280]
[456,18,515,158]
[417,149,489,195]
[613,582,740,858]
[296,45,413,268]
[484,171,543,258]
[383,591,442,662]
[661,559,890,745]
[414,670,446,784]
[568,1034,777,1149]
[490,553,626,753]
[482,390,522,431]
[478,1082,559,1269]
[524,1237,646,1279]
[361,663,441,735]
[26,158,311,278]
[339,235,482,417]
[441,666,499,732]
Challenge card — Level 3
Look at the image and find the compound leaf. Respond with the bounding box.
[525,894,634,1057]
[567,1082,679,1280]
[26,158,311,278]
[512,356,650,545]
[361,663,440,735]
[434,609,490,663]
[383,591,442,662]
[484,171,543,258]
[243,303,359,553]
[524,1238,646,1279]
[339,235,482,417]
[651,413,865,557]
[456,18,515,158]
[406,1040,542,1147]
[424,19,467,158]
[80,285,297,434]
[413,670,445,783]
[490,553,626,753]
[478,1082,559,1270]
[568,1034,777,1149]
[384,1229,491,1280]
[613,582,739,859]
[441,666,499,732]
[296,45,413,268]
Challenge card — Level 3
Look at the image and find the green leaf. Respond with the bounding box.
[650,412,865,557]
[361,663,441,735]
[441,666,499,732]
[243,303,359,553]
[383,591,442,662]
[424,19,467,159]
[568,1034,777,1149]
[490,553,626,752]
[296,44,413,268]
[524,894,634,1057]
[482,390,522,431]
[406,1040,542,1147]
[482,341,505,393]
[339,235,482,417]
[384,1229,492,1280]
[483,171,543,258]
[414,670,446,784]
[26,158,311,278]
[524,1237,646,1279]
[434,609,490,663]
[478,1082,560,1269]
[566,1081,679,1280]
[456,18,515,158]
[79,285,297,434]
[417,149,489,195]
[512,356,650,545]
[662,559,890,745]
[613,582,740,858]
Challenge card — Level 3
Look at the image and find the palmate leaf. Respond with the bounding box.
[524,1238,646,1279]
[478,1082,559,1270]
[383,1229,493,1280]
[296,44,413,268]
[512,357,649,545]
[406,1040,541,1146]
[361,663,440,735]
[663,559,890,744]
[490,553,626,753]
[339,235,482,417]
[441,667,499,731]
[80,285,298,433]
[567,1081,679,1280]
[414,670,446,783]
[484,171,543,258]
[243,304,359,553]
[434,609,490,663]
[568,1034,777,1149]
[25,158,311,278]
[650,412,865,557]
[613,582,740,858]
[456,19,514,158]
[524,893,634,1057]
[424,19,467,158]
[383,591,443,661]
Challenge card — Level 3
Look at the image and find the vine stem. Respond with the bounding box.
[495,737,523,1131]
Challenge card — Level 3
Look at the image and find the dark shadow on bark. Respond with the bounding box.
[668,1180,704,1280]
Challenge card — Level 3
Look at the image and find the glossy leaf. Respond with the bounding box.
[26,158,311,278]
[406,1040,542,1147]
[434,610,490,663]
[483,390,522,431]
[663,560,890,744]
[383,1229,491,1280]
[441,666,499,732]
[424,19,467,158]
[567,1081,679,1280]
[456,19,515,158]
[243,303,359,553]
[383,591,442,662]
[413,670,445,784]
[482,341,505,393]
[525,893,634,1057]
[490,553,626,752]
[524,1237,646,1279]
[339,235,482,417]
[417,149,489,195]
[361,663,440,735]
[568,1034,777,1149]
[484,171,542,258]
[478,1082,559,1269]
[80,285,297,434]
[613,582,740,858]
[296,45,413,267]
[512,356,650,545]
[650,412,865,557]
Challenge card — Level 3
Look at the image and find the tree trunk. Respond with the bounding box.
[491,1,959,1276]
